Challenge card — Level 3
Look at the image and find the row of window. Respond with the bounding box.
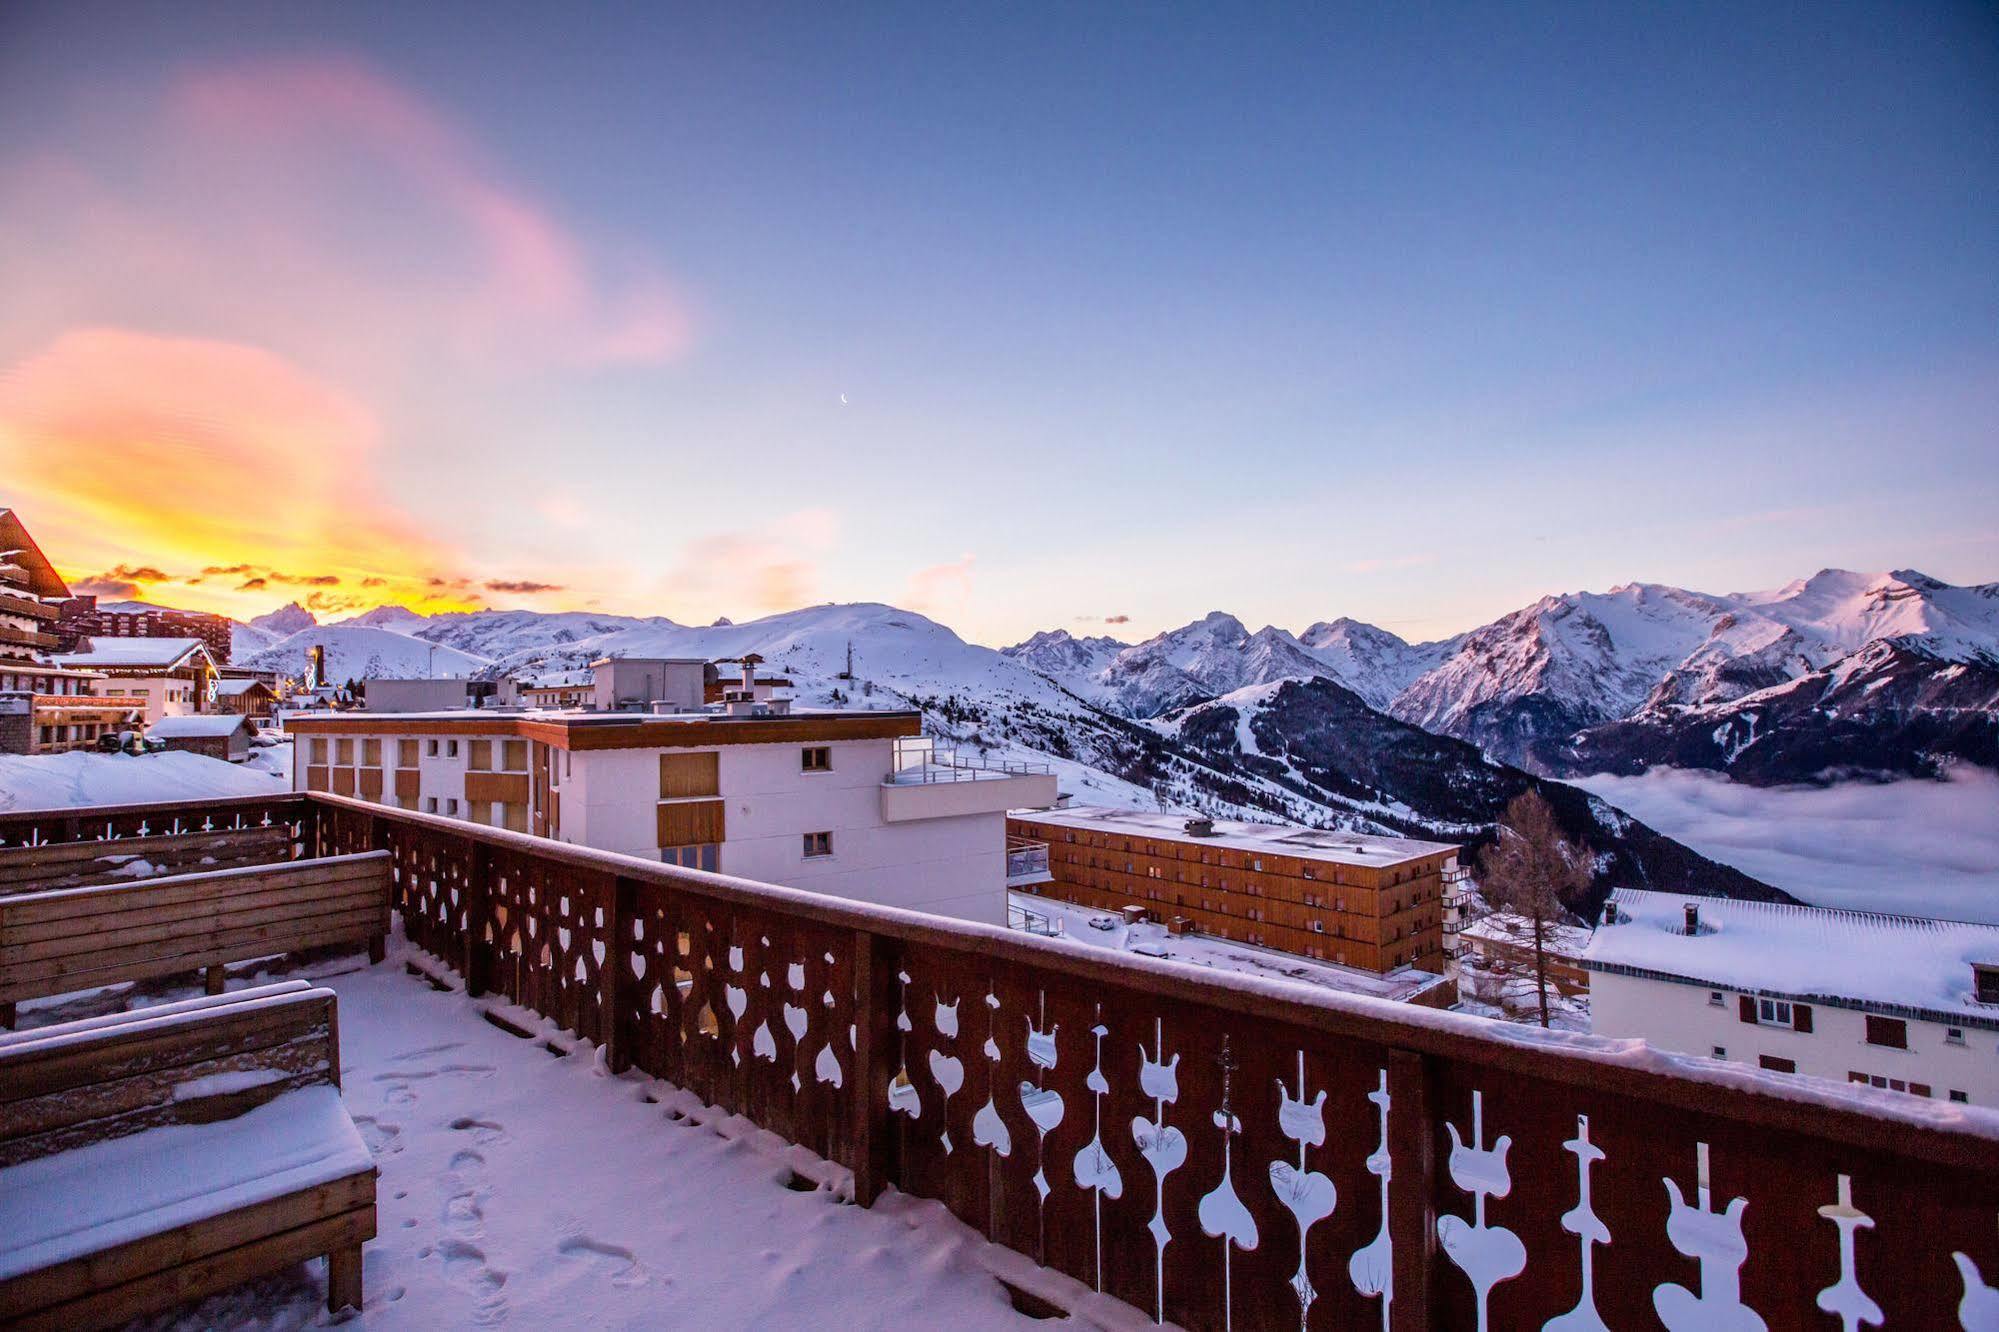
[1063,855,1426,915]
[306,736,529,770]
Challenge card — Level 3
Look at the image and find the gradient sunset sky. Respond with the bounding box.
[2,2,1994,645]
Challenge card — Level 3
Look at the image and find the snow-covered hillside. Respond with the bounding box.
[242,624,490,681]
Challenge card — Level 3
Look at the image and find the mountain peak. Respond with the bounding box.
[248,601,316,635]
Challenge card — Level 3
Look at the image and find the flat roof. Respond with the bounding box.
[148,714,252,738]
[1012,804,1459,868]
[1009,892,1449,1002]
[1584,887,1999,1028]
[286,707,923,751]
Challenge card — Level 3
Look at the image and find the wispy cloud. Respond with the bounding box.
[660,509,841,619]
[905,554,977,614]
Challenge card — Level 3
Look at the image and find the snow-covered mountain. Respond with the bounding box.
[1004,568,1999,783]
[241,624,489,682]
[337,605,429,633]
[999,630,1126,682]
[231,601,317,659]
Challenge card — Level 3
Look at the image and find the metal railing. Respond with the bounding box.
[1004,837,1050,883]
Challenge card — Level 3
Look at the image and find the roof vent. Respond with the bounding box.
[1183,816,1216,838]
[1683,902,1700,936]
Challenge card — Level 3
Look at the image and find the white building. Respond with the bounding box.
[1585,887,1999,1108]
[287,708,1057,926]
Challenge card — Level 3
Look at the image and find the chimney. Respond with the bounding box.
[1683,902,1700,936]
[1183,816,1216,837]
[1601,901,1619,927]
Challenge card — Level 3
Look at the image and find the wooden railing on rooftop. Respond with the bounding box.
[6,791,1998,1330]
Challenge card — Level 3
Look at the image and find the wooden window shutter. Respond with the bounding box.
[660,751,719,798]
[658,799,724,847]
[1738,996,1756,1024]
[468,740,492,771]
[1792,1004,1813,1033]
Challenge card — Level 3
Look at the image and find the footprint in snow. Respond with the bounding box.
[558,1235,648,1289]
[438,1238,509,1324]
[450,1116,509,1145]
[445,1190,486,1239]
[351,1115,403,1156]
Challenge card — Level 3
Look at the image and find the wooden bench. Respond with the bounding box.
[0,824,298,897]
[0,851,392,1028]
[0,981,376,1327]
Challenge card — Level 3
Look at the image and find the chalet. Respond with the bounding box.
[52,637,219,724]
[210,677,279,721]
[1586,888,1999,1107]
[147,712,257,763]
[0,509,150,753]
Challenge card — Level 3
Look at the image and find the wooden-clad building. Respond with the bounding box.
[1007,805,1458,973]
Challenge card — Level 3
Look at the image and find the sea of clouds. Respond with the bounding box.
[1577,764,1999,924]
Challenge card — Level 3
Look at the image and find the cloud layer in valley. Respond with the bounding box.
[1579,766,1999,924]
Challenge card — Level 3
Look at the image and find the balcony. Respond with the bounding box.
[1004,835,1051,887]
[2,791,1996,1330]
[0,622,59,652]
[879,736,1059,823]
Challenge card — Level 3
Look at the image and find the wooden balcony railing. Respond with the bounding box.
[3,792,1997,1330]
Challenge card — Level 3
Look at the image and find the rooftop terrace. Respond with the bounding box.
[1,791,1996,1329]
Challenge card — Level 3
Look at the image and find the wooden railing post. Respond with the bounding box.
[849,928,897,1207]
[465,840,492,998]
[1386,1047,1436,1332]
[603,875,633,1074]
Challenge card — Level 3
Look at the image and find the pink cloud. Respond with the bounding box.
[906,554,977,612]
[0,56,688,372]
[166,56,689,365]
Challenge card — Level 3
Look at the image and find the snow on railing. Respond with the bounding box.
[16,791,1999,1331]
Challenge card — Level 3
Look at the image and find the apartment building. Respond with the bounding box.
[1586,888,1999,1107]
[0,508,150,753]
[1006,806,1457,973]
[288,708,1057,925]
[52,594,235,663]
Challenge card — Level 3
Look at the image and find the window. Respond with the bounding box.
[424,797,438,813]
[1951,1090,1969,1104]
[663,843,719,872]
[1865,1015,1908,1049]
[1946,1027,1966,1046]
[502,739,527,771]
[468,740,492,771]
[309,737,328,764]
[446,740,460,758]
[803,831,833,858]
[1977,965,1999,1005]
[335,738,354,765]
[362,738,382,767]
[1756,998,1793,1027]
[801,746,832,772]
[398,739,419,768]
[1711,1046,1727,1060]
[1758,1055,1796,1074]
[446,798,460,816]
[1709,990,1725,1007]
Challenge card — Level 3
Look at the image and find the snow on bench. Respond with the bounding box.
[0,982,376,1328]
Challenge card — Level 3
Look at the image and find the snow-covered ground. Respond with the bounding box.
[0,750,285,814]
[18,937,1135,1332]
[1578,765,1999,924]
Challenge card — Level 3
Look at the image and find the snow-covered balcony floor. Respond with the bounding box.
[19,939,1130,1331]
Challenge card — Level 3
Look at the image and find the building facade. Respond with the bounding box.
[52,595,235,663]
[51,638,219,724]
[1006,807,1456,973]
[1586,888,1999,1107]
[148,713,256,762]
[288,709,1057,925]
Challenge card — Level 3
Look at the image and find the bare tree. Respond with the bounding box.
[1476,789,1593,1028]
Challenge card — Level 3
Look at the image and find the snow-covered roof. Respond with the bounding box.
[1011,804,1458,868]
[211,678,271,696]
[1460,910,1594,957]
[54,637,211,670]
[147,714,253,739]
[1584,887,1999,1028]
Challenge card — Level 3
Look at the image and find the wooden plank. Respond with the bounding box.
[0,855,387,924]
[0,1174,373,1317]
[0,997,333,1103]
[4,1202,375,1331]
[850,929,896,1207]
[1,904,389,994]
[0,828,291,885]
[0,1061,327,1169]
[2,875,387,949]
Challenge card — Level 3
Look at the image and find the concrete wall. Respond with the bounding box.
[97,675,194,723]
[1591,970,1999,1107]
[568,736,1008,925]
[366,679,474,713]
[592,660,704,712]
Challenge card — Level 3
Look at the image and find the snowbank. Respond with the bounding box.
[0,751,284,814]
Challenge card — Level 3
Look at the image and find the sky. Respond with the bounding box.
[1,2,1994,646]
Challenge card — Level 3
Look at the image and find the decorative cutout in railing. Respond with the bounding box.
[18,792,1999,1331]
